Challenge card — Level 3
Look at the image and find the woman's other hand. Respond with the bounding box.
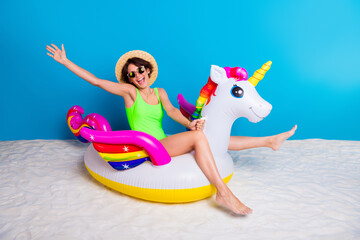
[189,119,205,131]
[46,44,67,64]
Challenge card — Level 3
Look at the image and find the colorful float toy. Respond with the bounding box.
[67,62,273,203]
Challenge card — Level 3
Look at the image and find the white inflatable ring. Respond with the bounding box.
[84,144,233,203]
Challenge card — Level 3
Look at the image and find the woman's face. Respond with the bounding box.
[127,63,151,88]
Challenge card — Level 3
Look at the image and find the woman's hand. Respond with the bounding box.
[46,44,67,64]
[188,119,205,131]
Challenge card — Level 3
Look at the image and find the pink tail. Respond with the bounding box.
[177,94,196,119]
[67,105,171,169]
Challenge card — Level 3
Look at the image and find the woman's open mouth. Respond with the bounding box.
[137,77,145,85]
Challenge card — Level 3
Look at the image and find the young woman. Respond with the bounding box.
[47,44,297,215]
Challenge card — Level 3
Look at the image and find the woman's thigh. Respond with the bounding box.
[160,131,197,157]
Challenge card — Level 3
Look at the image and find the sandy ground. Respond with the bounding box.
[0,139,359,240]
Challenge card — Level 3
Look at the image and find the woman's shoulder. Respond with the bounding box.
[156,87,166,95]
[111,81,137,96]
[123,82,137,91]
[122,83,137,95]
[156,88,172,103]
[156,88,169,98]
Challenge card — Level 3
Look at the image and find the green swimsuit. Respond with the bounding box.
[125,88,167,140]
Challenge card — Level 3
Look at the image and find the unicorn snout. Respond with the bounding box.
[248,102,272,123]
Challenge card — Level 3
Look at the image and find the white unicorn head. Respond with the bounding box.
[198,63,273,156]
[207,64,272,123]
[178,62,273,156]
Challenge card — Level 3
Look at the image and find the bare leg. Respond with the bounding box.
[161,131,252,215]
[228,125,297,151]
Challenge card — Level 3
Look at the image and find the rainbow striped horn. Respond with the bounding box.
[248,61,272,87]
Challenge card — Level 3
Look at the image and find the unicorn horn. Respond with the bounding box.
[248,61,272,87]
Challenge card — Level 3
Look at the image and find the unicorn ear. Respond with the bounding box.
[210,65,228,85]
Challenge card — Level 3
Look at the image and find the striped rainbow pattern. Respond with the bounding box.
[191,77,218,120]
[93,143,151,170]
[67,106,151,171]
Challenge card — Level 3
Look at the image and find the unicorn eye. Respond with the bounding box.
[231,85,244,98]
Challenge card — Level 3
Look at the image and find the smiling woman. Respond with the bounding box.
[46,44,296,215]
[46,44,250,215]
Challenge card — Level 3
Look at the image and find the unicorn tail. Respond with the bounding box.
[66,105,171,170]
[177,94,196,120]
[67,105,112,143]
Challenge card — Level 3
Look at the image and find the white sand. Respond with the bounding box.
[0,139,359,239]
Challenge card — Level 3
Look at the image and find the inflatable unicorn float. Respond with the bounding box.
[67,61,272,203]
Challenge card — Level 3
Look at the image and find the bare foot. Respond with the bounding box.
[215,191,253,215]
[269,125,297,151]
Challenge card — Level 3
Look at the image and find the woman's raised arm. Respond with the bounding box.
[46,44,135,99]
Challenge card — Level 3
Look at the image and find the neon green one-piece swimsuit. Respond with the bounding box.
[125,88,167,140]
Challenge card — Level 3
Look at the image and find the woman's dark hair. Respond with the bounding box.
[121,57,153,84]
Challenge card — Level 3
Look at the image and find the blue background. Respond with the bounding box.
[1,0,359,141]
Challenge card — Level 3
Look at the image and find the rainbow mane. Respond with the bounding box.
[179,66,248,121]
[191,77,218,120]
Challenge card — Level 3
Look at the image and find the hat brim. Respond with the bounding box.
[115,50,158,86]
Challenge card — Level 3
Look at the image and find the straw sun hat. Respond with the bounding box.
[115,50,158,86]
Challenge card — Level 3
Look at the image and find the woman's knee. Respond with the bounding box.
[191,130,207,143]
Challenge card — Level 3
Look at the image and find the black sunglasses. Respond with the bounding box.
[127,66,146,79]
